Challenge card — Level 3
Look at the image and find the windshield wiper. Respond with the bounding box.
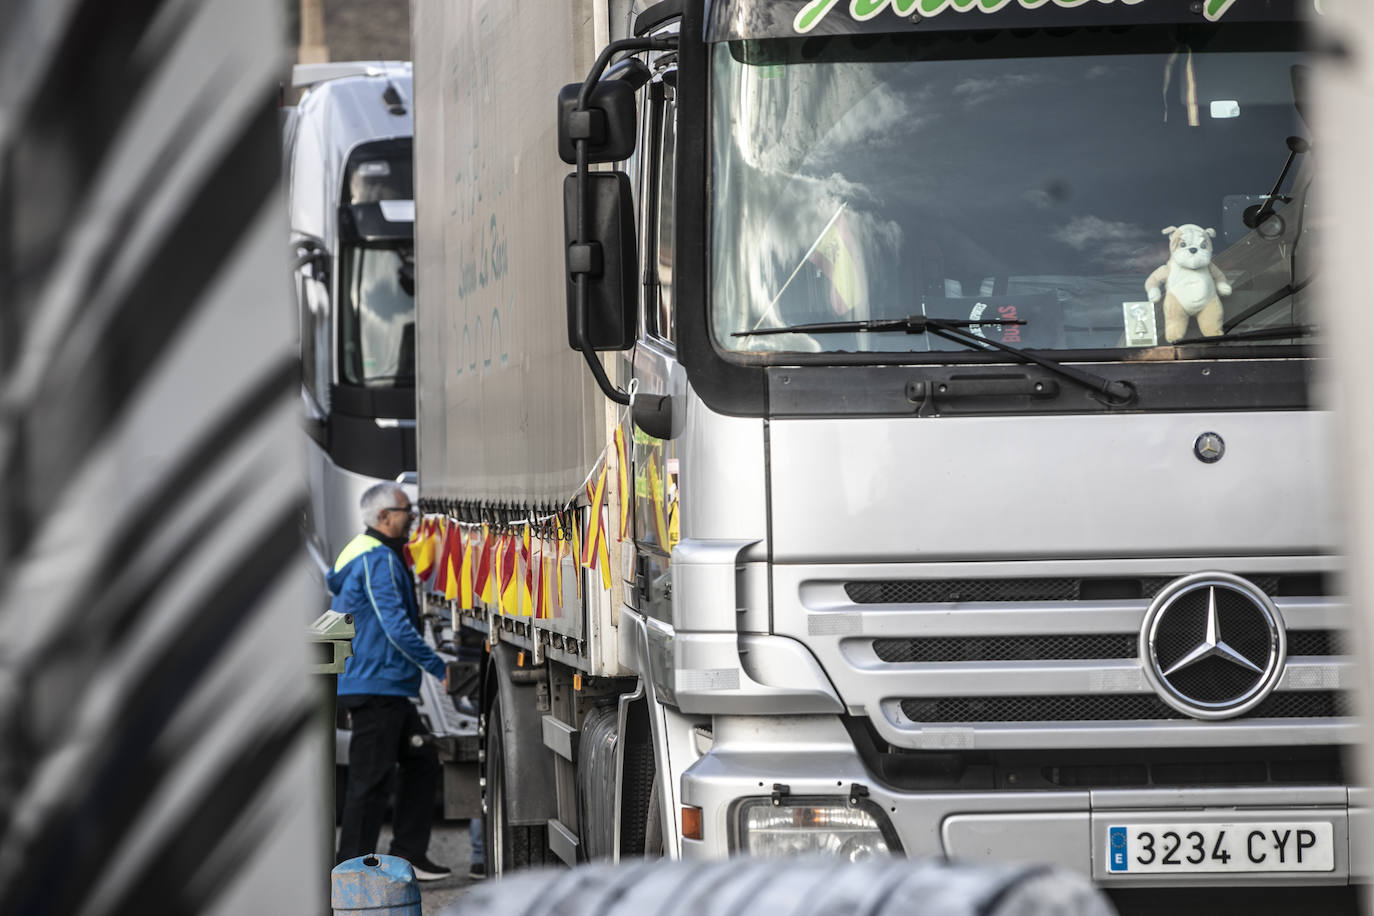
[733,315,1136,405]
[1219,275,1314,335]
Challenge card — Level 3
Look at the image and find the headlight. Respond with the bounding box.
[736,798,897,861]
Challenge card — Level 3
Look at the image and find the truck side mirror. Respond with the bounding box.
[564,171,637,351]
[557,80,638,165]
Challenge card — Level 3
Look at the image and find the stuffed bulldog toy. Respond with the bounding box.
[1145,224,1232,343]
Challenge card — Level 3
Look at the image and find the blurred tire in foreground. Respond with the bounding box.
[442,857,1114,916]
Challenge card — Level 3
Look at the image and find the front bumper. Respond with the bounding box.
[678,714,1369,887]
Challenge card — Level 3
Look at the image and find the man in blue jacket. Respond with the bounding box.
[333,482,451,880]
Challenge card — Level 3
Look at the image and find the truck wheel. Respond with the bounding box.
[483,695,554,875]
[618,732,656,857]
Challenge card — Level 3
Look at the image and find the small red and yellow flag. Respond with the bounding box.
[459,527,474,610]
[533,535,546,619]
[614,426,630,541]
[432,518,452,596]
[499,533,520,616]
[596,508,612,591]
[583,464,608,568]
[520,525,534,616]
[442,524,461,602]
[570,511,583,600]
[475,523,494,605]
[555,517,567,604]
[409,517,436,581]
[403,520,421,569]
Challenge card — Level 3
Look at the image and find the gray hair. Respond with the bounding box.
[360,482,408,528]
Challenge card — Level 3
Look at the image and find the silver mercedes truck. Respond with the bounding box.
[411,0,1362,903]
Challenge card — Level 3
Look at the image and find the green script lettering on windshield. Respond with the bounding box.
[793,0,1239,34]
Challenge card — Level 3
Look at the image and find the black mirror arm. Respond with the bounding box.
[573,286,673,436]
[570,36,678,426]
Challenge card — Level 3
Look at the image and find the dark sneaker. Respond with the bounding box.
[467,863,486,880]
[402,854,452,882]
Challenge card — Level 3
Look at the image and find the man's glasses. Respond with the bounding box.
[383,506,416,517]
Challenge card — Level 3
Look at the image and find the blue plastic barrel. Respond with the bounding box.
[331,855,422,915]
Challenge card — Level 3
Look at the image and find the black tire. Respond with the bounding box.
[447,857,1113,916]
[483,695,556,875]
[617,735,656,857]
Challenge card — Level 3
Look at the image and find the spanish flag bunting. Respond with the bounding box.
[520,524,534,616]
[475,523,494,605]
[432,518,452,596]
[583,464,608,568]
[614,426,630,541]
[499,533,520,616]
[459,527,474,610]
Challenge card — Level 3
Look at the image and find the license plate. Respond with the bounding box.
[1106,822,1334,874]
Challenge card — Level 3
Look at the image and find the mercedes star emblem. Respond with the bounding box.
[1140,572,1286,720]
[1194,432,1225,463]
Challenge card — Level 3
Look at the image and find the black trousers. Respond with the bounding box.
[336,695,439,864]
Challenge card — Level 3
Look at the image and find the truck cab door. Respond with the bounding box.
[630,56,682,624]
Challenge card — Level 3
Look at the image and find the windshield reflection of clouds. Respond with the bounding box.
[1054,216,1160,273]
[713,40,1308,355]
[952,72,1045,107]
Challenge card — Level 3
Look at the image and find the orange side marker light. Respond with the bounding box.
[682,805,703,841]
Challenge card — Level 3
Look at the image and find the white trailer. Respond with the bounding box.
[412,0,1362,905]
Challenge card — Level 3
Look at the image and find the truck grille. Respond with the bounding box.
[846,574,1324,605]
[872,629,1344,663]
[899,691,1349,724]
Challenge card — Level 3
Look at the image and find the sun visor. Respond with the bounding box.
[705,0,1301,42]
[341,201,414,242]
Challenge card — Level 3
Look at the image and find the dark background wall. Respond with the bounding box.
[287,0,411,62]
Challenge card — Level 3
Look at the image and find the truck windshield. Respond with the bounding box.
[340,241,415,386]
[710,23,1313,357]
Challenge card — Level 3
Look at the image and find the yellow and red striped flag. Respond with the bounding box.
[403,519,421,569]
[442,523,461,602]
[475,523,494,605]
[614,426,630,541]
[596,507,612,590]
[458,526,474,610]
[570,509,583,600]
[432,518,452,596]
[583,464,608,568]
[520,525,534,616]
[499,533,520,616]
[555,516,567,605]
[409,517,437,581]
[533,534,545,619]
